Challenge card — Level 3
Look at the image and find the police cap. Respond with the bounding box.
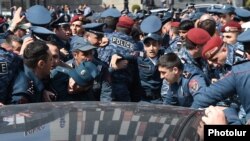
[29,26,55,41]
[60,61,98,86]
[116,16,134,29]
[216,4,235,14]
[221,21,242,32]
[101,8,121,18]
[202,36,223,59]
[25,5,52,25]
[237,29,250,42]
[235,7,250,19]
[71,36,96,52]
[50,14,71,28]
[83,23,105,36]
[187,28,211,45]
[143,33,162,44]
[140,15,162,34]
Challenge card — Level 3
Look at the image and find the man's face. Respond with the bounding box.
[222,32,238,45]
[47,43,60,69]
[73,50,94,66]
[86,32,102,46]
[41,50,53,79]
[158,66,179,85]
[207,46,228,68]
[219,14,233,26]
[144,39,161,58]
[14,29,26,38]
[161,21,171,35]
[70,21,83,36]
[55,26,72,40]
[179,30,188,41]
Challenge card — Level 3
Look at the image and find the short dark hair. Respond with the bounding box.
[104,16,118,31]
[179,20,194,31]
[198,19,216,36]
[23,40,49,69]
[157,53,183,70]
[185,37,197,50]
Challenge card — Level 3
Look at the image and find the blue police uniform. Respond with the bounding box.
[99,31,141,102]
[223,107,243,125]
[192,61,250,124]
[65,59,112,102]
[179,48,213,83]
[168,36,182,53]
[12,65,44,104]
[134,50,165,103]
[0,48,22,104]
[161,64,208,107]
[97,32,136,64]
[218,44,247,78]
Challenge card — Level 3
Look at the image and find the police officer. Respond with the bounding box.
[66,37,112,101]
[111,33,164,103]
[101,8,121,33]
[191,30,250,124]
[180,28,213,83]
[158,53,208,107]
[221,21,244,50]
[216,4,235,26]
[100,15,139,102]
[50,61,99,101]
[168,22,181,53]
[0,46,22,105]
[12,40,53,104]
[50,14,72,61]
[202,36,247,78]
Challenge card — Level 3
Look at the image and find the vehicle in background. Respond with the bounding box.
[0,102,204,141]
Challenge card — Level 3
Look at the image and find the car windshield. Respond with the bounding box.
[0,102,204,141]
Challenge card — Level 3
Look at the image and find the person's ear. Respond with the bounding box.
[172,67,179,74]
[37,60,45,69]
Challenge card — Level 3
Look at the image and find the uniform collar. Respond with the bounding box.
[24,65,44,92]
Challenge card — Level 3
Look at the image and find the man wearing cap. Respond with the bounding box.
[158,53,208,107]
[111,33,164,103]
[99,15,139,101]
[83,23,106,47]
[199,36,247,115]
[235,7,250,31]
[191,30,250,124]
[221,21,243,50]
[168,22,181,53]
[180,28,214,83]
[50,14,72,61]
[161,12,173,48]
[65,37,112,101]
[70,15,85,37]
[216,4,235,26]
[202,36,247,77]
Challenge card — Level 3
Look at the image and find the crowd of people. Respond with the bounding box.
[1,1,250,128]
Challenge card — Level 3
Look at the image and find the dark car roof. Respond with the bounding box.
[0,102,204,141]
